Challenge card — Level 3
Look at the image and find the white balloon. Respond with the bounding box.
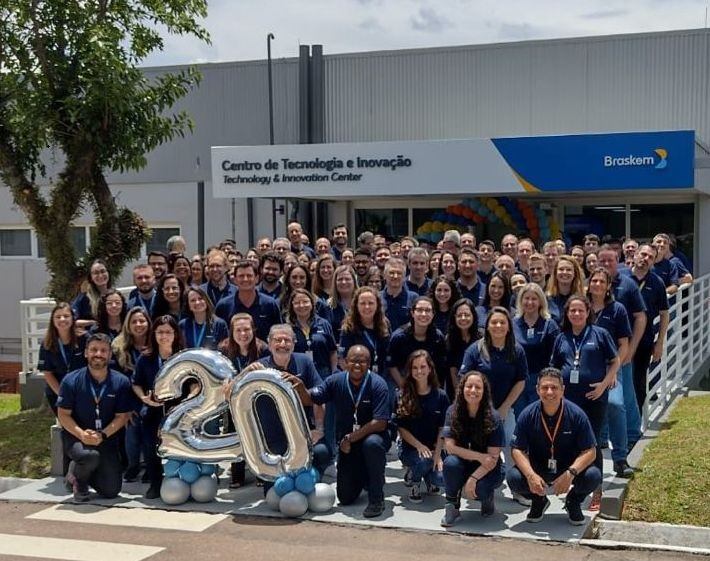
[160,477,191,505]
[265,486,281,511]
[190,475,218,503]
[307,483,336,513]
[279,490,309,518]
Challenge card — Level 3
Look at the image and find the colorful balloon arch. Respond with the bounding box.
[416,197,561,244]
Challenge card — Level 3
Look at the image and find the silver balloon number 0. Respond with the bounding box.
[153,349,312,480]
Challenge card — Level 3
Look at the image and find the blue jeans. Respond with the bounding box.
[604,363,642,462]
[336,433,389,505]
[399,446,443,487]
[507,464,601,504]
[442,454,503,508]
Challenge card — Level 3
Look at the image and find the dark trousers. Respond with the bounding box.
[632,339,654,414]
[442,454,503,508]
[140,413,164,487]
[62,432,123,498]
[336,433,389,505]
[571,396,607,475]
[507,464,601,504]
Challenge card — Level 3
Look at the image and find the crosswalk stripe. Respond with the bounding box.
[27,504,227,532]
[0,533,163,561]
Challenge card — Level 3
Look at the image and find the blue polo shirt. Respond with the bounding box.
[670,255,691,276]
[593,301,632,342]
[550,326,617,405]
[310,370,391,442]
[433,310,451,336]
[611,273,646,317]
[200,281,237,307]
[380,288,418,332]
[547,293,572,326]
[457,279,485,306]
[256,353,323,452]
[511,399,596,479]
[478,268,495,287]
[57,367,133,432]
[292,316,337,375]
[71,293,95,321]
[652,258,679,289]
[338,327,390,375]
[131,353,166,420]
[459,341,528,409]
[214,290,282,341]
[179,317,229,350]
[323,302,348,342]
[628,271,669,345]
[257,281,283,301]
[386,326,447,386]
[395,388,449,451]
[127,290,156,315]
[406,277,432,297]
[442,406,505,453]
[38,334,89,384]
[512,316,560,376]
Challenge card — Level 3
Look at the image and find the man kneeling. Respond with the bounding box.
[57,334,132,502]
[507,367,601,525]
[287,345,391,518]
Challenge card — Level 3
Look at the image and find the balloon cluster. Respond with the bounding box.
[160,459,219,505]
[416,197,561,243]
[264,467,336,517]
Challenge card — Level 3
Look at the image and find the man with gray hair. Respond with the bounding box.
[442,230,460,255]
[166,235,187,255]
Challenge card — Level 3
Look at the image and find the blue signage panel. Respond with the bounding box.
[492,130,695,191]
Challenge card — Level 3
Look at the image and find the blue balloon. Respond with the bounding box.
[164,459,182,478]
[295,471,316,495]
[178,461,202,484]
[274,475,295,497]
[199,463,216,476]
[479,207,489,217]
[309,467,320,484]
[433,212,445,221]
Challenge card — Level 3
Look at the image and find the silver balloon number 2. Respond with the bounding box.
[153,349,312,481]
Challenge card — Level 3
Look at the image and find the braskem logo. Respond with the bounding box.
[603,147,667,169]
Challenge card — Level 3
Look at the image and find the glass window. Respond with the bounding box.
[38,227,87,258]
[355,210,407,241]
[563,205,626,247]
[146,227,180,254]
[0,229,32,256]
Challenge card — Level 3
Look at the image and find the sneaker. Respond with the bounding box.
[363,500,385,518]
[403,468,413,487]
[123,466,140,483]
[588,490,601,512]
[614,460,634,478]
[424,480,440,495]
[480,494,495,517]
[526,496,550,523]
[440,503,461,527]
[64,461,76,492]
[71,473,90,503]
[565,497,586,526]
[145,484,161,500]
[408,484,423,503]
[513,492,532,506]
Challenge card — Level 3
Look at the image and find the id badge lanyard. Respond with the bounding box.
[192,320,207,348]
[541,401,564,473]
[302,324,314,360]
[59,342,70,370]
[362,330,378,373]
[347,372,370,431]
[570,327,589,385]
[89,375,108,431]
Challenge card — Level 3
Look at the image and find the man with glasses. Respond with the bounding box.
[147,251,168,282]
[287,345,391,518]
[201,249,236,306]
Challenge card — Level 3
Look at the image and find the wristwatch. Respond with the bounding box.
[567,467,579,477]
[99,431,108,440]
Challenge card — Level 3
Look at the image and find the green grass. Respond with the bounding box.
[623,394,710,527]
[0,394,55,478]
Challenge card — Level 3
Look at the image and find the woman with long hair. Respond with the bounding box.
[546,255,585,325]
[396,350,449,503]
[312,254,336,300]
[93,289,127,341]
[280,264,311,312]
[72,259,112,330]
[325,265,357,342]
[169,253,192,287]
[428,250,442,280]
[339,286,390,377]
[476,272,512,329]
[440,371,505,526]
[190,255,206,287]
[446,298,480,399]
[132,315,184,499]
[429,276,461,336]
[179,286,229,350]
[152,273,186,321]
[438,251,458,282]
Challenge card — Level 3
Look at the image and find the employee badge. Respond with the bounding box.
[569,368,580,384]
[547,458,557,472]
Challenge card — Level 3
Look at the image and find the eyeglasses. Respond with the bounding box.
[413,308,433,314]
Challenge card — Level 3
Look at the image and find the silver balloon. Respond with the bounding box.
[160,477,191,505]
[307,483,336,513]
[279,490,309,518]
[154,349,243,462]
[265,486,282,511]
[229,369,312,481]
[190,475,219,503]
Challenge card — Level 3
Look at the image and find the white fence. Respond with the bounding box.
[19,275,710,426]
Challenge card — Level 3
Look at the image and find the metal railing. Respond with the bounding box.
[19,275,710,426]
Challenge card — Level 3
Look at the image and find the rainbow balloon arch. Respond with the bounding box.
[416,197,561,244]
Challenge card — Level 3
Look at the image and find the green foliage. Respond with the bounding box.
[0,396,54,478]
[0,0,210,300]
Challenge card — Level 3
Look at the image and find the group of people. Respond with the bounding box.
[41,222,690,524]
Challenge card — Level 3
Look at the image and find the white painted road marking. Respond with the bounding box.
[0,533,163,561]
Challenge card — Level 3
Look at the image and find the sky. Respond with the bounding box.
[143,0,710,66]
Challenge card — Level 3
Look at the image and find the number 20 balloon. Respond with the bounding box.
[153,349,312,480]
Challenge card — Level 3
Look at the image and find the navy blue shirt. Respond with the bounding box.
[323,302,349,342]
[593,301,632,342]
[380,288,418,332]
[127,290,156,315]
[442,406,505,455]
[550,326,617,405]
[395,388,449,451]
[457,279,485,306]
[478,268,495,287]
[257,281,283,301]
[547,293,572,326]
[652,258,679,289]
[338,327,390,376]
[214,290,282,342]
[310,370,391,442]
[611,273,646,317]
[433,310,451,336]
[670,255,690,277]
[459,341,529,409]
[406,277,432,297]
[511,399,596,479]
[627,271,669,345]
[57,368,133,433]
[292,316,337,375]
[386,326,447,385]
[71,293,95,321]
[200,281,237,308]
[179,317,229,350]
[512,316,560,376]
[38,335,89,386]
